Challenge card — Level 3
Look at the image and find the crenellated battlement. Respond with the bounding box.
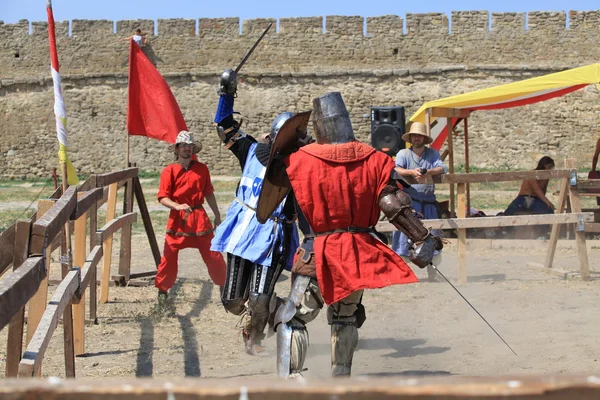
[1,10,598,81]
[2,10,600,179]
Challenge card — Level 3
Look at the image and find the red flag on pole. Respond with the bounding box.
[127,40,187,144]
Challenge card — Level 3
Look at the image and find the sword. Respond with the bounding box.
[234,23,273,74]
[430,263,517,356]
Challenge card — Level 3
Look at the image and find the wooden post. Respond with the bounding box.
[118,178,134,282]
[88,175,98,323]
[5,220,32,377]
[100,183,118,304]
[457,183,467,285]
[447,117,455,218]
[26,200,55,348]
[59,163,76,378]
[568,179,590,280]
[133,176,161,268]
[544,178,570,269]
[72,195,87,356]
[126,134,131,170]
[425,110,436,281]
[464,118,471,215]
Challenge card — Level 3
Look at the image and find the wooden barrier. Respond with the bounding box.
[18,269,81,378]
[381,168,590,284]
[0,166,156,378]
[2,375,600,399]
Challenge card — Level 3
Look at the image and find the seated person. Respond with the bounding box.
[503,156,556,215]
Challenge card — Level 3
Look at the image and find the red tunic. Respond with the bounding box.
[286,141,418,305]
[157,161,215,235]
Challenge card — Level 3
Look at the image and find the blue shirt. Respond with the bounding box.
[395,147,447,201]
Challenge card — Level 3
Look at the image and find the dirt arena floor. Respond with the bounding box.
[1,234,599,380]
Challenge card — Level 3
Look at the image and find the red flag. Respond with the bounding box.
[127,40,187,143]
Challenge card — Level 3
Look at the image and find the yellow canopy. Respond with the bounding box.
[409,63,600,150]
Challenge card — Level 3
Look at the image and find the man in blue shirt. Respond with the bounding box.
[392,122,447,275]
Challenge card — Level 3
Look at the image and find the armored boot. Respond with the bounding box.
[244,292,272,356]
[289,319,309,377]
[330,324,358,377]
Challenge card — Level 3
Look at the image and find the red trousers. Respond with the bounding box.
[155,233,226,292]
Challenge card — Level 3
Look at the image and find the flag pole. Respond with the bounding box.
[126,132,130,168]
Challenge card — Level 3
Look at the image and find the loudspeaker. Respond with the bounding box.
[370,106,406,156]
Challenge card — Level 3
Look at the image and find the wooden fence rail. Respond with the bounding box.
[0,166,157,378]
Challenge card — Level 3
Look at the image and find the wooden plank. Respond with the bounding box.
[49,186,63,199]
[584,223,600,233]
[118,179,134,281]
[88,174,98,323]
[134,176,161,268]
[30,186,78,255]
[457,183,467,285]
[100,183,118,304]
[79,246,103,297]
[463,118,471,215]
[72,202,87,356]
[60,221,76,378]
[0,224,16,276]
[130,270,158,279]
[430,107,471,119]
[26,199,56,347]
[17,269,80,378]
[71,188,103,220]
[569,184,590,280]
[544,178,570,269]
[5,220,33,377]
[415,169,573,185]
[95,167,139,187]
[447,117,456,219]
[7,375,600,399]
[96,212,138,245]
[375,212,593,231]
[0,258,46,332]
[577,180,600,190]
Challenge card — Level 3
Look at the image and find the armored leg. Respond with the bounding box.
[221,254,252,315]
[245,261,285,355]
[327,290,364,377]
[276,276,323,377]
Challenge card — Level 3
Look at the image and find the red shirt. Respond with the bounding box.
[287,141,418,304]
[158,161,215,234]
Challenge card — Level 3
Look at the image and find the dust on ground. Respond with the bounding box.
[0,234,599,379]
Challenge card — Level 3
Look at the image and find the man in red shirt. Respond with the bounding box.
[155,131,226,308]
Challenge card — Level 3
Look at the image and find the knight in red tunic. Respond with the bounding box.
[273,92,443,378]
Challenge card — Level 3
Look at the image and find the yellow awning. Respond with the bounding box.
[409,63,600,150]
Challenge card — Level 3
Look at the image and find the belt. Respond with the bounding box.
[234,198,296,224]
[181,204,204,226]
[311,226,374,238]
[166,228,214,237]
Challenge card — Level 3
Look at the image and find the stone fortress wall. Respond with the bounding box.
[1,11,599,179]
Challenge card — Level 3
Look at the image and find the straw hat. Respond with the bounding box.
[402,122,433,145]
[170,130,202,154]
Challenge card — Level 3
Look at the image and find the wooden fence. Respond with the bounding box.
[0,167,159,378]
[376,167,594,284]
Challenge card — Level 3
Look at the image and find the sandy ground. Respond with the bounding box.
[1,233,599,380]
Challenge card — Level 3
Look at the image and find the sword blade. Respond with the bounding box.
[235,23,273,74]
[430,264,517,356]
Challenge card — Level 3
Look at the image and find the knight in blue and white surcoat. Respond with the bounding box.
[210,69,299,355]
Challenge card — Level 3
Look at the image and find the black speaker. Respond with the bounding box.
[370,106,406,156]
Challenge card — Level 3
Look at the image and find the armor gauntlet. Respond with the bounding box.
[378,186,444,268]
[378,186,429,242]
